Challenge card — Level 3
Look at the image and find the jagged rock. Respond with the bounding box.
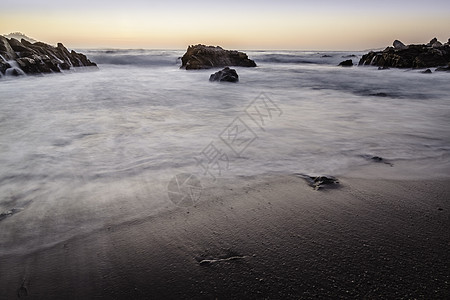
[181,44,256,70]
[209,67,239,82]
[0,34,97,77]
[0,36,17,60]
[338,59,353,67]
[427,38,438,47]
[421,69,432,74]
[432,41,443,48]
[359,39,450,69]
[393,40,408,50]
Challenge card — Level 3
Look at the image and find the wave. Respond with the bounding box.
[82,49,184,66]
[80,49,363,67]
[248,51,363,65]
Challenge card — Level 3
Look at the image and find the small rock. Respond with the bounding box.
[338,59,353,67]
[209,67,239,83]
[421,69,432,74]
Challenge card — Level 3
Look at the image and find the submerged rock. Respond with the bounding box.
[421,69,432,74]
[0,34,97,77]
[181,44,256,70]
[209,67,239,83]
[338,59,353,67]
[359,38,450,69]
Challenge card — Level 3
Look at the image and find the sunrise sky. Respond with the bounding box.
[1,0,449,50]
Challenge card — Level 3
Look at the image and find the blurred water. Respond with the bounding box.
[1,50,449,254]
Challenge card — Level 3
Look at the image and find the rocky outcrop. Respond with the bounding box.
[209,67,239,82]
[0,35,97,77]
[181,44,256,70]
[338,59,353,67]
[393,40,407,50]
[359,38,450,69]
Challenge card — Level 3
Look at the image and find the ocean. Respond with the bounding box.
[1,49,449,254]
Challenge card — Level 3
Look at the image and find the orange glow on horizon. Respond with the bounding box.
[1,10,449,50]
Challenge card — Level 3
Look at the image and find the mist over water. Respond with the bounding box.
[1,49,449,254]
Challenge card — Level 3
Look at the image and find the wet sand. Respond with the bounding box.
[1,174,449,299]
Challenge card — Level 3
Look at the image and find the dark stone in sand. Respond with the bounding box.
[0,34,97,77]
[294,174,340,190]
[422,69,432,74]
[209,67,239,83]
[361,155,394,167]
[0,208,21,222]
[181,44,256,70]
[359,38,450,69]
[321,55,332,58]
[338,59,353,67]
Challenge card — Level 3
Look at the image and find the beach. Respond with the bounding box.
[1,49,450,298]
[1,171,449,299]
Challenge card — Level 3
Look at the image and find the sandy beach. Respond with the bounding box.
[1,172,449,299]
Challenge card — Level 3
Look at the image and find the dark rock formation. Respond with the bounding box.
[209,67,239,83]
[181,44,256,70]
[393,40,408,50]
[421,69,432,74]
[338,59,353,67]
[0,35,96,77]
[359,38,450,69]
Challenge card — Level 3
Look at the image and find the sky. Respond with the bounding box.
[1,0,450,50]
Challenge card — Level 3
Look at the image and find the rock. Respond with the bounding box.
[446,39,450,46]
[432,41,443,48]
[427,38,438,47]
[321,55,332,58]
[181,44,256,70]
[421,69,432,74]
[393,40,408,50]
[209,67,239,83]
[0,36,17,60]
[359,39,450,69]
[0,34,97,77]
[342,54,357,58]
[338,59,353,67]
[294,174,340,190]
